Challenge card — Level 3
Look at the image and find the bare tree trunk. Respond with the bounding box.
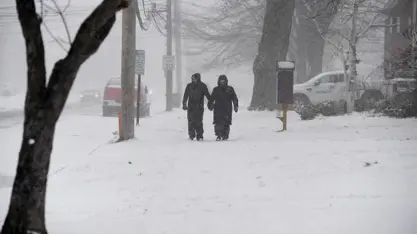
[347,0,359,113]
[296,0,339,83]
[288,5,307,84]
[303,0,338,82]
[291,0,315,83]
[249,0,295,110]
[306,31,325,79]
[1,1,127,233]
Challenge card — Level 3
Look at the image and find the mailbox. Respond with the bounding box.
[276,61,295,104]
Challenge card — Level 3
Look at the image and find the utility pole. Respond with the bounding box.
[165,0,173,111]
[173,0,183,105]
[120,0,136,140]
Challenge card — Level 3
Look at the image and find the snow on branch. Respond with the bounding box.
[181,0,265,69]
[303,0,389,63]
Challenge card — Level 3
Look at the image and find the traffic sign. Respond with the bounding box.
[135,50,145,75]
[163,55,175,71]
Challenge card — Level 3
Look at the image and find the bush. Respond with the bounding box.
[298,100,346,120]
[299,103,319,120]
[373,91,417,118]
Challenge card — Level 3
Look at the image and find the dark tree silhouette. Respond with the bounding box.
[0,0,128,233]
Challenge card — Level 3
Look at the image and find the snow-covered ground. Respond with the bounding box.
[0,94,26,111]
[0,110,417,233]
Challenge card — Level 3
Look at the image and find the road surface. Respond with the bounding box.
[0,101,103,129]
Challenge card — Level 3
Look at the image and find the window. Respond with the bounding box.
[318,75,332,84]
[108,78,121,85]
[390,17,401,33]
[390,17,394,33]
[397,17,401,33]
[334,74,345,83]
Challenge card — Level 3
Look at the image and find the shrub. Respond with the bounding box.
[373,90,417,118]
[298,100,346,120]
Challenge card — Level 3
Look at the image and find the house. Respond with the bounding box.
[383,0,417,79]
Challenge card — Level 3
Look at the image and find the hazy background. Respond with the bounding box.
[0,0,255,111]
[0,0,386,111]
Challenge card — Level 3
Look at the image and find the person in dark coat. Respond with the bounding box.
[208,75,238,141]
[182,73,211,141]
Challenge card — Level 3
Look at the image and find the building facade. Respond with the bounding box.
[384,0,417,78]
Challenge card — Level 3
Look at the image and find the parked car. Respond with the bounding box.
[381,78,416,105]
[293,70,417,113]
[355,71,417,111]
[79,89,101,104]
[0,83,17,97]
[293,70,365,113]
[102,77,151,117]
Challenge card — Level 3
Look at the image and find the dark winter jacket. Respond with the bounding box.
[208,75,238,125]
[182,73,211,122]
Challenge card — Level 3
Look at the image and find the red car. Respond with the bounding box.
[102,77,151,117]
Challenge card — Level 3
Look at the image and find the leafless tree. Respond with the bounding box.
[181,0,264,70]
[181,0,340,109]
[304,0,389,112]
[0,0,128,233]
[182,0,338,77]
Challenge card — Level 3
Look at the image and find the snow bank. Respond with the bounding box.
[0,93,81,112]
[0,111,416,233]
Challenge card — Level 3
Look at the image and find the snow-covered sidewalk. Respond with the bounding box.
[1,110,417,233]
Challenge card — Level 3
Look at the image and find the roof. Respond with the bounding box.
[320,70,345,75]
[381,0,410,14]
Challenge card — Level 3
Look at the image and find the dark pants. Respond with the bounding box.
[188,121,204,139]
[214,124,230,139]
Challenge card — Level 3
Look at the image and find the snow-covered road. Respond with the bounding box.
[1,110,417,234]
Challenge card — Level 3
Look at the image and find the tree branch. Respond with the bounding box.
[356,0,390,38]
[42,22,68,52]
[51,0,72,44]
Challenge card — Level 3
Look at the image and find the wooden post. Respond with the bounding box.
[282,103,288,131]
[136,75,141,126]
[118,112,122,136]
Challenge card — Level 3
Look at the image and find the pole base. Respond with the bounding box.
[276,104,288,131]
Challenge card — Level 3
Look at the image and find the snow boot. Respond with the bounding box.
[216,136,222,141]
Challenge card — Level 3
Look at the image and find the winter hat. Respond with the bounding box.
[217,75,228,85]
[192,73,201,81]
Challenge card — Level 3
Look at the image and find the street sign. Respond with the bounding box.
[135,50,145,75]
[163,55,175,71]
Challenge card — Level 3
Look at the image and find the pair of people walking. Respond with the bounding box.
[182,73,239,141]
